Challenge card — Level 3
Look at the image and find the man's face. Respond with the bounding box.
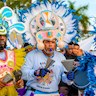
[0,35,7,50]
[59,86,69,96]
[72,45,80,55]
[43,39,56,54]
[67,45,74,55]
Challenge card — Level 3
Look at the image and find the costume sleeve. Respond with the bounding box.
[21,51,35,80]
[77,52,94,71]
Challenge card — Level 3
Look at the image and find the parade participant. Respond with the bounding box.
[0,6,26,96]
[72,47,96,95]
[18,0,78,95]
[22,39,75,95]
[59,81,71,96]
[64,42,76,59]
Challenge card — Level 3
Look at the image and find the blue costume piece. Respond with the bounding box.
[77,52,96,95]
[34,68,50,77]
[67,71,74,81]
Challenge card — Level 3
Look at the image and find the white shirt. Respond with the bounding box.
[0,51,6,60]
[21,49,72,92]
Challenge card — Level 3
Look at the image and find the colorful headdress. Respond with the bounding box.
[0,6,25,49]
[18,0,78,50]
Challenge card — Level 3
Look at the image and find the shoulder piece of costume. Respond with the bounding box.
[13,48,26,70]
[0,49,26,96]
[0,49,26,72]
[0,6,25,49]
[18,0,78,49]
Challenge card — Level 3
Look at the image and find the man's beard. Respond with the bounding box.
[0,41,6,51]
[0,46,5,50]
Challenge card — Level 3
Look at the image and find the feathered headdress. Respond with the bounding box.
[0,6,25,49]
[18,0,78,50]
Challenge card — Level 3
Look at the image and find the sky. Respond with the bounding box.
[32,0,96,17]
[67,0,96,18]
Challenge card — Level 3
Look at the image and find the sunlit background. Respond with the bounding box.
[32,0,96,17]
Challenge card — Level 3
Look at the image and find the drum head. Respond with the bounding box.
[73,69,90,89]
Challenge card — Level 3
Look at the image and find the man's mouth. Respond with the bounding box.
[49,48,53,52]
[46,48,54,53]
[0,40,5,45]
[0,46,5,50]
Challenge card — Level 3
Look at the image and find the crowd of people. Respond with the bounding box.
[0,23,96,96]
[0,36,93,96]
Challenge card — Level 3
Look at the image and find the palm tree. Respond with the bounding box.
[68,1,90,35]
[0,1,4,8]
[0,0,31,9]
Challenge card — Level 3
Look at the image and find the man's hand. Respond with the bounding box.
[34,68,50,77]
[0,80,6,90]
[67,71,74,81]
[73,61,80,67]
[15,79,24,88]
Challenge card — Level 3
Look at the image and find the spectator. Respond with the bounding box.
[59,81,71,96]
[64,42,76,59]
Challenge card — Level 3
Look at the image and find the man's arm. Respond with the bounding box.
[21,51,35,80]
[0,81,6,90]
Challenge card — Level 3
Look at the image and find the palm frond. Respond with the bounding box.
[68,1,89,34]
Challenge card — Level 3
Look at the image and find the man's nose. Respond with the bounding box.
[0,36,5,40]
[49,42,53,46]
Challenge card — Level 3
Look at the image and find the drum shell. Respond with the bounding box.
[73,69,90,89]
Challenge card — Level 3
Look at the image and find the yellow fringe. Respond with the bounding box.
[13,48,26,71]
[0,85,18,96]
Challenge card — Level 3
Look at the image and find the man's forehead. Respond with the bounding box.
[0,35,6,37]
[44,39,56,42]
[0,35,7,39]
[68,45,74,47]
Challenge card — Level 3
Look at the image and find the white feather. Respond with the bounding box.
[63,30,77,43]
[46,2,52,11]
[94,65,96,76]
[56,6,66,17]
[25,32,36,45]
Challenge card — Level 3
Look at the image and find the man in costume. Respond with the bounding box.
[18,0,96,95]
[0,6,26,96]
[19,0,78,95]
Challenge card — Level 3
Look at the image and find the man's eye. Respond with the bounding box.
[52,41,55,43]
